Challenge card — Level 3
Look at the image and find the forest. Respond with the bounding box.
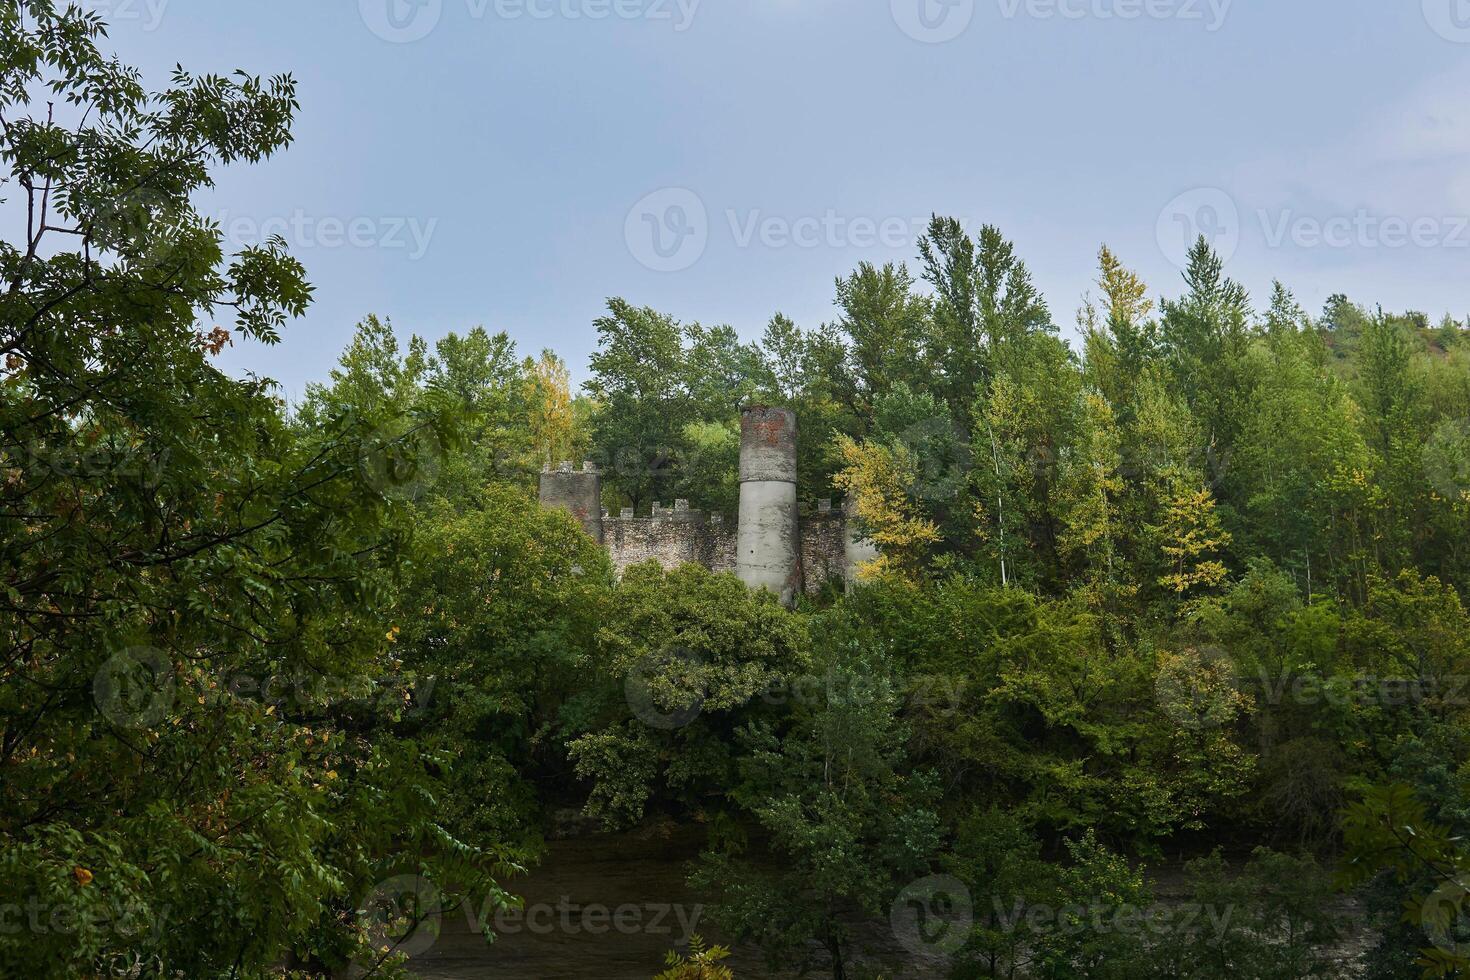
[4,4,1470,978]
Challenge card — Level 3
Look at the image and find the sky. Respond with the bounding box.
[69,0,1470,399]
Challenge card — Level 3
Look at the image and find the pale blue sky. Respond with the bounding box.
[88,0,1470,398]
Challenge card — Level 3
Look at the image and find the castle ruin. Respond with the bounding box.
[538,406,878,604]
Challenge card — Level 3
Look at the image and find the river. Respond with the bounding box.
[407,823,1369,979]
[407,821,949,979]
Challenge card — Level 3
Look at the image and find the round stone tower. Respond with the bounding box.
[737,406,800,605]
[538,461,604,544]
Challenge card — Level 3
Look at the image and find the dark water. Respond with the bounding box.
[407,823,943,979]
[408,825,1370,979]
[409,824,780,979]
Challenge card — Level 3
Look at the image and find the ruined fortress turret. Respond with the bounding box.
[736,405,801,604]
[538,460,604,544]
[537,409,878,603]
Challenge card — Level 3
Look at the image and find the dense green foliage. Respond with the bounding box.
[571,219,1470,977]
[5,3,1470,978]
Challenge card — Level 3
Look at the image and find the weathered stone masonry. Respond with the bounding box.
[599,499,849,597]
[538,407,877,603]
[606,501,736,577]
[537,460,604,544]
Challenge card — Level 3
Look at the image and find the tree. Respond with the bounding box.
[682,320,767,421]
[756,312,857,501]
[1437,314,1466,351]
[0,5,503,975]
[831,434,941,582]
[1031,832,1154,980]
[394,483,610,845]
[871,381,970,542]
[1231,318,1370,594]
[970,346,1083,592]
[674,418,741,517]
[759,313,808,403]
[586,299,692,509]
[1158,237,1256,471]
[528,349,581,468]
[692,640,939,980]
[655,935,736,979]
[831,262,933,407]
[1081,245,1157,421]
[1341,784,1470,979]
[947,808,1057,978]
[565,562,809,829]
[1321,293,1370,334]
[1153,480,1232,600]
[918,218,1054,415]
[300,317,535,507]
[1354,313,1429,572]
[1055,391,1125,606]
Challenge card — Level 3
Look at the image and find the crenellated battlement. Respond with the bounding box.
[543,460,600,475]
[602,500,757,524]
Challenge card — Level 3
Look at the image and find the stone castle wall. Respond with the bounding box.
[538,409,874,602]
[798,504,848,593]
[600,498,848,597]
